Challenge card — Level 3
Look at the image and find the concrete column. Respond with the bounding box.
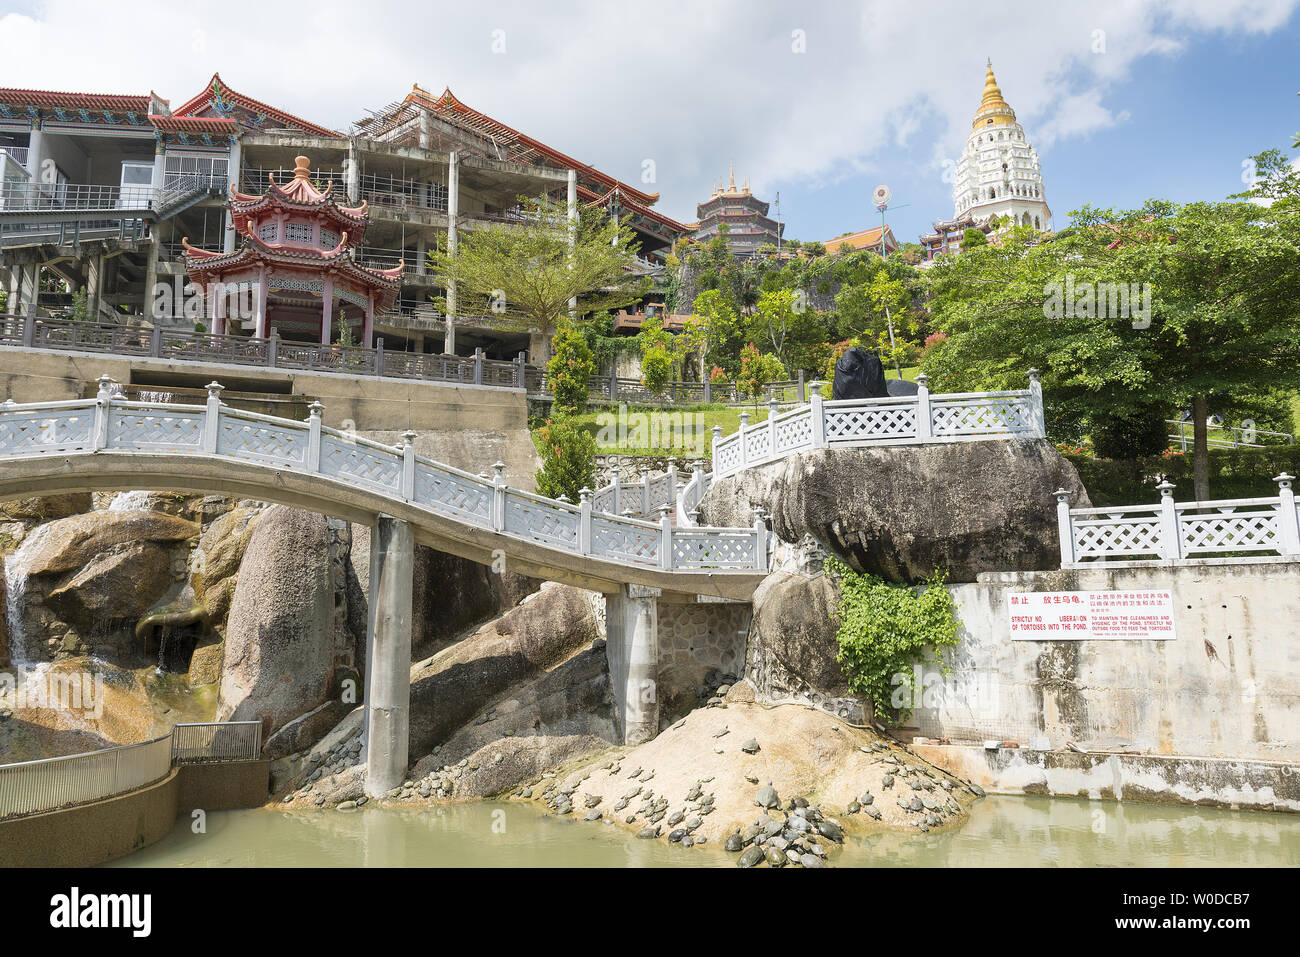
[346,139,360,205]
[567,168,577,319]
[363,292,374,349]
[143,230,161,321]
[224,138,241,254]
[364,515,414,798]
[444,151,458,354]
[86,254,103,321]
[24,121,44,181]
[604,584,660,745]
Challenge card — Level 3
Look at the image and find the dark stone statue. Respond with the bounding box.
[832,347,887,400]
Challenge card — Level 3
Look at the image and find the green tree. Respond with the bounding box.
[961,227,988,248]
[638,314,677,399]
[682,288,738,380]
[546,319,597,415]
[926,165,1300,498]
[428,195,650,364]
[534,417,596,501]
[737,341,787,401]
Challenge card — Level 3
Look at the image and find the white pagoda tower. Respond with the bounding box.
[951,60,1051,230]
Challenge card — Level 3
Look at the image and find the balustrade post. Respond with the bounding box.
[516,352,526,390]
[641,466,651,515]
[768,396,779,454]
[400,430,417,500]
[306,400,324,472]
[659,504,674,571]
[22,302,35,347]
[797,370,805,403]
[268,328,279,368]
[474,347,483,385]
[711,424,722,465]
[808,383,826,449]
[201,381,224,454]
[1028,367,1047,437]
[916,373,933,440]
[1054,488,1075,566]
[753,507,768,572]
[491,461,507,532]
[1157,479,1183,560]
[738,412,750,468]
[91,374,116,451]
[610,369,619,402]
[666,457,678,508]
[578,487,593,555]
[1274,473,1300,556]
[149,324,162,357]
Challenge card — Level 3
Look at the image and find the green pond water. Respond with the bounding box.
[110,795,1300,867]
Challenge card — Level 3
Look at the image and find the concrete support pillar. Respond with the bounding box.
[364,515,414,798]
[224,138,241,255]
[144,231,161,321]
[346,139,360,205]
[24,122,44,181]
[86,254,103,321]
[604,584,660,745]
[444,150,458,354]
[567,168,577,320]
[363,292,374,349]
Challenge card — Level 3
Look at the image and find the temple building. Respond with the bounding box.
[0,75,687,363]
[950,60,1051,232]
[690,166,783,257]
[822,225,899,257]
[922,60,1050,264]
[183,156,402,343]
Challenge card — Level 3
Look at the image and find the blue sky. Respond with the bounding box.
[1,0,1297,247]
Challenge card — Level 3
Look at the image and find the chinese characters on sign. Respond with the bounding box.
[1008,590,1176,640]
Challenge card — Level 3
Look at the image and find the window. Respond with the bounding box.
[164,153,229,189]
[285,222,313,244]
[319,229,340,249]
[258,223,278,242]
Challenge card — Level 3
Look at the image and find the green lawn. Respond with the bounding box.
[557,404,774,457]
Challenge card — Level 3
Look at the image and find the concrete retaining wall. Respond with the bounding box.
[0,758,269,867]
[914,561,1300,764]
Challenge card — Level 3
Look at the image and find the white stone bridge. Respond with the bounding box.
[0,378,768,795]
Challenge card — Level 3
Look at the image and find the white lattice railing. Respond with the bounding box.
[676,465,713,527]
[591,460,691,519]
[1056,476,1300,566]
[0,378,768,576]
[710,371,1046,479]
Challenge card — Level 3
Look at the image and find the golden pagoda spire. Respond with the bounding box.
[728,161,736,192]
[972,58,1016,129]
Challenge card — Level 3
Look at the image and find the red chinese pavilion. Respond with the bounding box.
[183,155,403,344]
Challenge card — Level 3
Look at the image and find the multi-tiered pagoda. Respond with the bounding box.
[183,156,403,344]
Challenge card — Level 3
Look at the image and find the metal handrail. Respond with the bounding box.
[0,721,261,820]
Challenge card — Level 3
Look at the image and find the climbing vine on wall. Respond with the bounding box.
[827,558,960,724]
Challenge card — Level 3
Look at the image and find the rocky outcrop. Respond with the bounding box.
[747,568,851,706]
[14,510,198,659]
[407,583,602,757]
[700,439,1089,583]
[191,502,265,629]
[216,506,341,739]
[0,493,92,529]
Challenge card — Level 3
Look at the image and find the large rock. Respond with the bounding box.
[216,506,338,738]
[191,503,265,629]
[700,439,1089,583]
[407,583,601,757]
[11,510,198,660]
[0,493,92,525]
[747,567,852,706]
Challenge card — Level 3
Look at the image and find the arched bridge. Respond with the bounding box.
[0,377,767,600]
[0,377,768,792]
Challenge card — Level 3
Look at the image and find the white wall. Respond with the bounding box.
[913,561,1300,763]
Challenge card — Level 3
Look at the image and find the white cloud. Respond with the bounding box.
[0,0,1294,225]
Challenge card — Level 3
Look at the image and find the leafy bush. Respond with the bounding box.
[737,342,786,399]
[533,417,596,501]
[1089,404,1173,460]
[829,558,960,724]
[547,320,597,415]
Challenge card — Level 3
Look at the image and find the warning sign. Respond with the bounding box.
[1008,590,1176,640]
